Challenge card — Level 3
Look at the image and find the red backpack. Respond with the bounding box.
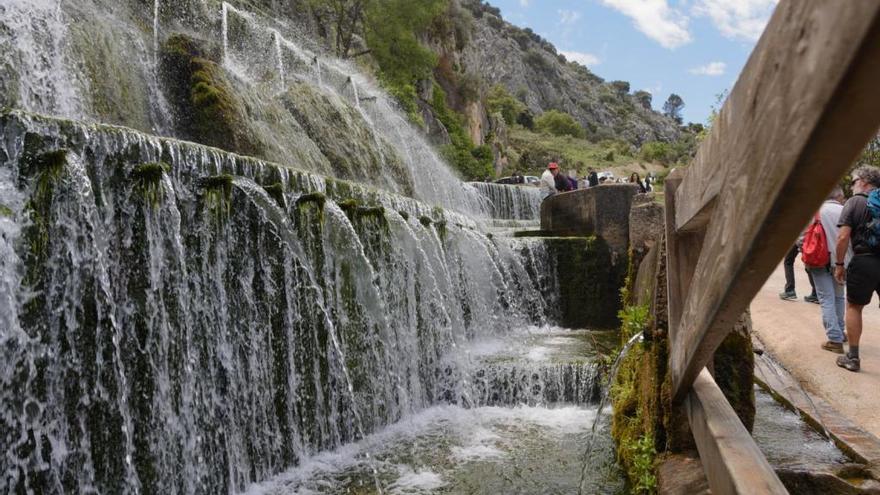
[802,213,829,268]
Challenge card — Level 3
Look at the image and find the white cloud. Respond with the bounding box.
[519,0,529,7]
[692,0,778,41]
[558,9,581,24]
[689,61,726,76]
[599,0,691,49]
[560,50,601,67]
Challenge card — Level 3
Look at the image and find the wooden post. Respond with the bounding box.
[670,0,880,402]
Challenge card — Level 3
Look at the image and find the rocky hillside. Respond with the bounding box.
[453,1,681,146]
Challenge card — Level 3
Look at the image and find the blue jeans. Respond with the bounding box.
[808,267,845,342]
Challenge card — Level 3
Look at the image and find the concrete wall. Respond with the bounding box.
[540,184,638,256]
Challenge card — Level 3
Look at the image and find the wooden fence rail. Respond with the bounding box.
[665,0,880,492]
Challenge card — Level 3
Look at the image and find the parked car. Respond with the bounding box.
[494,176,522,185]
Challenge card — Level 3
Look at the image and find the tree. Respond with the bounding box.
[663,93,685,124]
[633,90,652,110]
[307,0,370,58]
[860,132,880,167]
[487,84,526,126]
[535,110,584,138]
[363,0,446,85]
[610,80,630,98]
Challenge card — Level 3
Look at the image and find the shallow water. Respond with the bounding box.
[243,327,624,494]
[244,404,624,495]
[752,386,849,468]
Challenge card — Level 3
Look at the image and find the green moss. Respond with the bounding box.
[355,206,385,218]
[21,149,68,260]
[158,34,259,156]
[296,192,327,207]
[713,323,755,431]
[545,236,625,328]
[198,174,234,219]
[263,182,286,208]
[338,199,360,213]
[131,162,170,207]
[397,210,410,220]
[418,216,432,227]
[0,204,13,218]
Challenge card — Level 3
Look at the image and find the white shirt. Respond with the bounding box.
[818,199,852,266]
[540,170,556,196]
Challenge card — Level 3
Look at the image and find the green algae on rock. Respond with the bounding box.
[131,162,170,207]
[159,34,260,156]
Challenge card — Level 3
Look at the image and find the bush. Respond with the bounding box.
[441,144,493,180]
[487,84,527,126]
[639,141,673,164]
[523,49,553,74]
[535,110,584,138]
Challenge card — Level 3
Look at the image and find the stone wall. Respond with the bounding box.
[539,184,638,257]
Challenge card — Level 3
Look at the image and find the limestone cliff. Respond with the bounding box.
[428,0,681,146]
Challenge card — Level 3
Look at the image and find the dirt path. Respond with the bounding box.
[750,258,880,438]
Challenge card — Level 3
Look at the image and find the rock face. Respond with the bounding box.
[454,1,681,145]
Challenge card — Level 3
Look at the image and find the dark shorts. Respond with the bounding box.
[846,254,880,305]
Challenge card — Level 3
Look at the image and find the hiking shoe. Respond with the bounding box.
[836,354,860,372]
[804,294,819,304]
[778,291,797,301]
[821,341,844,354]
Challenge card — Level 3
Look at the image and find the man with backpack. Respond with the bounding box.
[804,186,848,353]
[834,166,880,371]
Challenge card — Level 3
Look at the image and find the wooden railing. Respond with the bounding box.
[664,1,880,493]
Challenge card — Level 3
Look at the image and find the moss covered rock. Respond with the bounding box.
[159,34,259,156]
[544,236,626,329]
[281,82,415,197]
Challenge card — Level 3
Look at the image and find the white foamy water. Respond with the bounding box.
[244,404,615,495]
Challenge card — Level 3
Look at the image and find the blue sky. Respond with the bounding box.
[486,0,778,124]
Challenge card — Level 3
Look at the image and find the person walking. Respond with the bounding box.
[834,166,880,371]
[807,187,849,353]
[540,162,559,199]
[779,243,818,302]
[587,168,599,188]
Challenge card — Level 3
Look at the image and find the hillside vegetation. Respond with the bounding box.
[305,0,701,180]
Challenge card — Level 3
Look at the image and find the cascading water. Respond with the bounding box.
[273,30,285,93]
[468,181,544,220]
[0,110,566,493]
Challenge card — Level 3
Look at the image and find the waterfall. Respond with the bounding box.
[352,80,361,109]
[0,0,84,118]
[273,30,285,92]
[153,0,160,66]
[468,182,544,220]
[221,2,229,66]
[0,110,559,493]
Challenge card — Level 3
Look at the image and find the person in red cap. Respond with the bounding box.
[541,162,559,198]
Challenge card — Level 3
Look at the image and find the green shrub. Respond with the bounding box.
[535,110,584,138]
[639,141,673,164]
[624,433,658,494]
[487,84,527,126]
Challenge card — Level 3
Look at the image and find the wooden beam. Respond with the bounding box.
[687,368,788,495]
[670,0,880,402]
[664,169,705,343]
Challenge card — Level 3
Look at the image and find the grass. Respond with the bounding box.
[506,127,669,179]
